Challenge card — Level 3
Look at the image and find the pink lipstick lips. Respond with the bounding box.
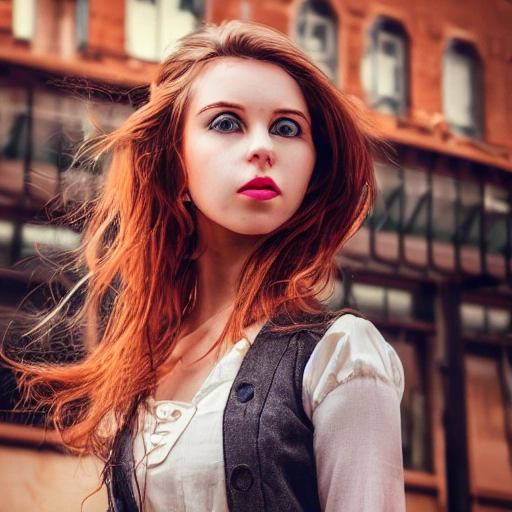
[237,176,281,200]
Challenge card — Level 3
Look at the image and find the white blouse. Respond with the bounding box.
[132,314,406,512]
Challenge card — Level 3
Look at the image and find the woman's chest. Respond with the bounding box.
[154,356,219,403]
[133,381,232,511]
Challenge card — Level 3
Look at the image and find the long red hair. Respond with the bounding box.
[7,20,380,457]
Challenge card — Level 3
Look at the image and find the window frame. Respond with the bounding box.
[361,16,409,116]
[295,0,339,85]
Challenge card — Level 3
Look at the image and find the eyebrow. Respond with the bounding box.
[198,101,243,114]
[197,102,311,126]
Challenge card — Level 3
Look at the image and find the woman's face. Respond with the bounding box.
[183,57,316,238]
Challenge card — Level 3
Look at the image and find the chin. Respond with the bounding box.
[233,226,276,237]
[237,218,298,237]
[231,219,287,236]
[196,209,292,238]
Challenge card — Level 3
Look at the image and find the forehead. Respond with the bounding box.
[187,57,309,115]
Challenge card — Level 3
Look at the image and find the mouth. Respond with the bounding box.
[237,176,281,200]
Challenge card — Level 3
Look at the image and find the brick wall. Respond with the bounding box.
[0,0,11,33]
[1,0,511,151]
[88,0,125,55]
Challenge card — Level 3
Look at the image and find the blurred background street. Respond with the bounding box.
[0,0,511,510]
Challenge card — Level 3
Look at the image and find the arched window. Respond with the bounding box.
[443,40,483,138]
[12,0,35,40]
[296,1,339,84]
[361,16,408,115]
[125,0,203,62]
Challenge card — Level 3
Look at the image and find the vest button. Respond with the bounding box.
[230,464,254,491]
[235,382,254,403]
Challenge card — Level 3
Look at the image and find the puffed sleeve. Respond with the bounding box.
[302,314,406,512]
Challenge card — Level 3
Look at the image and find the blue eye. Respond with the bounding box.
[209,113,242,133]
[270,118,301,137]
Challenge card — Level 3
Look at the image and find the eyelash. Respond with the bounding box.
[208,112,303,137]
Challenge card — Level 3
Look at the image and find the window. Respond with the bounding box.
[296,1,338,84]
[76,0,89,50]
[125,0,203,61]
[0,79,134,215]
[179,0,204,19]
[483,182,510,255]
[351,283,414,321]
[0,85,28,161]
[361,16,409,115]
[390,328,432,472]
[371,165,429,237]
[12,0,35,40]
[20,224,81,260]
[443,40,484,138]
[370,162,512,267]
[461,303,511,336]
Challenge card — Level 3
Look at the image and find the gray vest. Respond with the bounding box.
[106,315,334,512]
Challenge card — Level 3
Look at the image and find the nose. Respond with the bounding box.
[246,127,275,169]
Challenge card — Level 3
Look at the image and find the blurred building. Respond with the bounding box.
[0,1,511,511]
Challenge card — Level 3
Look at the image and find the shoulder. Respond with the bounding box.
[302,314,404,418]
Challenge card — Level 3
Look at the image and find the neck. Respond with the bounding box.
[187,212,263,331]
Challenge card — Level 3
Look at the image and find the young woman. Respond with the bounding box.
[7,20,405,512]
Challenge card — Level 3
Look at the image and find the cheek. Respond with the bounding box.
[279,154,315,223]
[184,138,214,196]
[185,148,234,214]
[290,145,316,196]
